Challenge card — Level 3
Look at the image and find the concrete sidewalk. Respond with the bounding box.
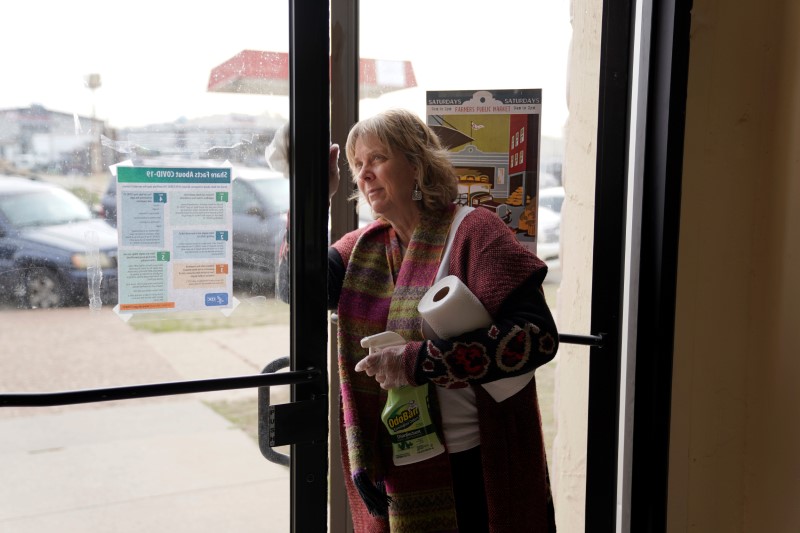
[0,307,301,532]
[0,402,291,532]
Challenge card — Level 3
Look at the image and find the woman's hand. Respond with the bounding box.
[354,345,409,389]
[329,144,340,201]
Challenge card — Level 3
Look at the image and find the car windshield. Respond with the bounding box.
[0,189,93,228]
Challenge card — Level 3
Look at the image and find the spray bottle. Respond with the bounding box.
[360,332,445,466]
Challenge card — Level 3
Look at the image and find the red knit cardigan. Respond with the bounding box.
[332,208,557,533]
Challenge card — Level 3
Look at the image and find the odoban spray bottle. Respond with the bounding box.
[360,332,445,466]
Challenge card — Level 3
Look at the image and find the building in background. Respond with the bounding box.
[0,105,288,177]
[0,105,104,175]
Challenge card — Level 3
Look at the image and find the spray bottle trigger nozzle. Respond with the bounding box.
[360,331,406,354]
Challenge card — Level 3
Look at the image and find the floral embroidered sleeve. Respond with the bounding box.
[409,275,558,389]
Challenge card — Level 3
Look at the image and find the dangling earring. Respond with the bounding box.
[412,182,422,201]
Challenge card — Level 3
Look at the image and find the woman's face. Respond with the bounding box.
[351,134,418,223]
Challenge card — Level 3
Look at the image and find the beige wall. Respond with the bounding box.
[670,0,800,531]
[555,0,800,530]
[551,0,601,529]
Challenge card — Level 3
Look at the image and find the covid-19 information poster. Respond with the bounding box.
[115,165,234,314]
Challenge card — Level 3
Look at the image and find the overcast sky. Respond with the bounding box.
[2,0,571,137]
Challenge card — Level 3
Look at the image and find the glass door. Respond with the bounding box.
[0,1,331,531]
[350,1,593,530]
[327,0,665,531]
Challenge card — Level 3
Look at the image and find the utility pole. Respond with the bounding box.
[84,73,103,176]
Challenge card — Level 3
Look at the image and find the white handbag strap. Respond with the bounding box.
[435,205,474,282]
[432,205,534,403]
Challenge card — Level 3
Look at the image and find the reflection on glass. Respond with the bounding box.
[1,1,294,531]
[0,178,118,308]
[0,188,92,227]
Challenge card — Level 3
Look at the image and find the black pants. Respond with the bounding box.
[449,446,489,532]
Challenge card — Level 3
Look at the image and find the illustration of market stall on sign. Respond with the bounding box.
[426,89,543,253]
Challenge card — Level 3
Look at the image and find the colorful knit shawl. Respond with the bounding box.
[336,205,460,533]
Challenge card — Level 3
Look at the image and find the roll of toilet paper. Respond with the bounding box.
[418,275,492,340]
[418,275,534,403]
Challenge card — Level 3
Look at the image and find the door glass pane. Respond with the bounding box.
[358,1,598,528]
[1,2,294,531]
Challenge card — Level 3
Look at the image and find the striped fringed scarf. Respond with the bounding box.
[337,205,460,532]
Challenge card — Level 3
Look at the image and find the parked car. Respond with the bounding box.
[96,165,290,296]
[534,205,561,261]
[536,186,564,261]
[230,168,290,294]
[0,176,118,308]
[95,177,118,226]
[538,186,564,215]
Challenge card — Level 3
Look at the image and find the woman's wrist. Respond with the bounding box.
[403,341,425,386]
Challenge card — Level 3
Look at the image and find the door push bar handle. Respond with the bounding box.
[559,332,606,348]
[253,332,604,467]
[334,314,606,348]
[259,357,291,466]
[258,358,328,467]
[0,370,322,408]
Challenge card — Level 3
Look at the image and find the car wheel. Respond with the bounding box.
[20,267,65,309]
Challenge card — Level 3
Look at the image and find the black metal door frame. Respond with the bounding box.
[587,0,692,531]
[585,0,636,530]
[628,0,691,531]
[287,0,331,531]
[0,2,335,531]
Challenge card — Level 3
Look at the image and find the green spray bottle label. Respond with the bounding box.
[361,332,445,466]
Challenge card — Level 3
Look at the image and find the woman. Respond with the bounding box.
[329,110,558,533]
[283,109,559,532]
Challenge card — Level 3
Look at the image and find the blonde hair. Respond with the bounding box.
[345,109,458,212]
